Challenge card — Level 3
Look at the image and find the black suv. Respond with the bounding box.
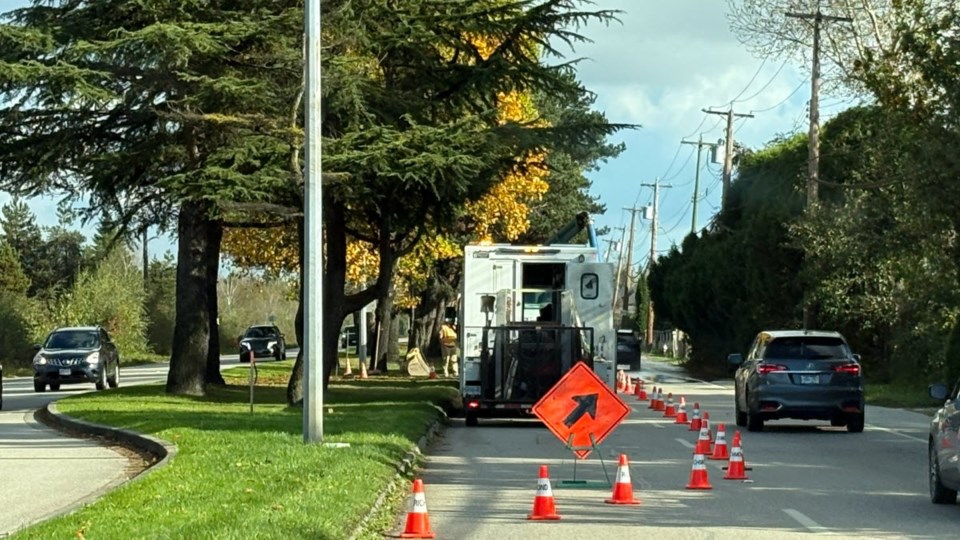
[616,329,642,371]
[33,326,121,392]
[238,325,286,362]
[729,330,864,432]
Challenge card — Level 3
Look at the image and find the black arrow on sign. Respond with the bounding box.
[563,393,598,428]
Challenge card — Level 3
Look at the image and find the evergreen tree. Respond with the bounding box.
[0,239,29,294]
[0,1,302,395]
[0,197,42,278]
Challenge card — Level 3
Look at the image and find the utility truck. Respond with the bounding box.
[458,213,616,426]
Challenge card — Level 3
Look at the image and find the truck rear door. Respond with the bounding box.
[565,261,615,388]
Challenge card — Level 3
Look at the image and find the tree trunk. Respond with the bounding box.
[373,287,394,372]
[388,310,400,363]
[205,220,225,385]
[287,218,306,405]
[166,200,214,396]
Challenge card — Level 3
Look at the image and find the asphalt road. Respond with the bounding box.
[0,353,252,537]
[405,358,953,539]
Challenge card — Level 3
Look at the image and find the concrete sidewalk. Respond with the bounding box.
[0,410,128,536]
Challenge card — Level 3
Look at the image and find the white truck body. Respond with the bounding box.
[458,243,616,421]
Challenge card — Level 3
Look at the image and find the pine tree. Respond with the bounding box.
[0,2,302,395]
[0,239,29,295]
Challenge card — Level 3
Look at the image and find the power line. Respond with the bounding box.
[735,59,790,105]
[714,58,769,108]
[750,80,806,114]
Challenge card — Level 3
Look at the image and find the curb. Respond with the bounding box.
[23,402,178,530]
[347,406,448,540]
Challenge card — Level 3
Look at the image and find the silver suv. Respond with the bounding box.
[728,330,865,432]
[928,382,960,504]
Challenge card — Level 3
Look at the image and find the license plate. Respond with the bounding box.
[800,375,819,384]
[59,368,71,377]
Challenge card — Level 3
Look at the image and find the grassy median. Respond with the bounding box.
[15,361,457,540]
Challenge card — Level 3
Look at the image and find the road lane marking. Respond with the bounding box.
[676,438,694,448]
[867,425,926,443]
[783,509,828,533]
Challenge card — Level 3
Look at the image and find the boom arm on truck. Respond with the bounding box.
[545,211,599,251]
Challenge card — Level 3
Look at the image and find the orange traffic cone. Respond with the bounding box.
[616,370,625,393]
[674,396,689,425]
[426,364,435,380]
[724,431,749,480]
[626,377,635,395]
[528,465,561,520]
[656,388,667,412]
[636,380,648,401]
[360,361,369,380]
[694,422,712,455]
[647,386,658,409]
[709,423,730,460]
[399,479,436,538]
[663,393,677,418]
[343,357,353,376]
[686,453,713,490]
[689,402,702,432]
[605,454,641,505]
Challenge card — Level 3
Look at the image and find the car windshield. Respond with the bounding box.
[244,327,277,339]
[763,337,848,360]
[45,330,100,350]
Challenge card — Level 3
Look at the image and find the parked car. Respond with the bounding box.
[616,329,642,371]
[928,382,960,504]
[238,325,286,362]
[33,326,121,392]
[729,330,864,432]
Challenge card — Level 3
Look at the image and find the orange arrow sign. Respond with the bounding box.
[532,362,630,459]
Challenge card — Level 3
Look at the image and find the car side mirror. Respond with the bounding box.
[32,343,42,351]
[852,353,861,362]
[930,383,949,401]
[727,353,744,365]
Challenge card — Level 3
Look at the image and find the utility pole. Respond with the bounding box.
[786,6,852,207]
[602,237,619,263]
[787,5,852,330]
[621,207,642,320]
[611,226,627,319]
[639,178,672,347]
[704,108,753,210]
[681,135,720,234]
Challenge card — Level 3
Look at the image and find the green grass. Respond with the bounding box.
[15,362,458,540]
[865,380,941,411]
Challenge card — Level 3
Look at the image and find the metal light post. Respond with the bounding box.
[303,0,324,443]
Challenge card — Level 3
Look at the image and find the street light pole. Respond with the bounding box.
[303,0,324,443]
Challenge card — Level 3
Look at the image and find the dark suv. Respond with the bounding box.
[33,326,121,392]
[729,330,864,432]
[238,325,286,362]
[928,381,960,504]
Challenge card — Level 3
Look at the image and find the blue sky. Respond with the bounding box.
[2,1,858,267]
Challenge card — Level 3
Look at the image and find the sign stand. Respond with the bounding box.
[557,433,612,489]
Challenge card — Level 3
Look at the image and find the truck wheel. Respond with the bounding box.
[465,412,478,427]
[34,381,45,392]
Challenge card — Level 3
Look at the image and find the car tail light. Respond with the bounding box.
[757,363,787,375]
[467,400,480,409]
[834,363,861,375]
